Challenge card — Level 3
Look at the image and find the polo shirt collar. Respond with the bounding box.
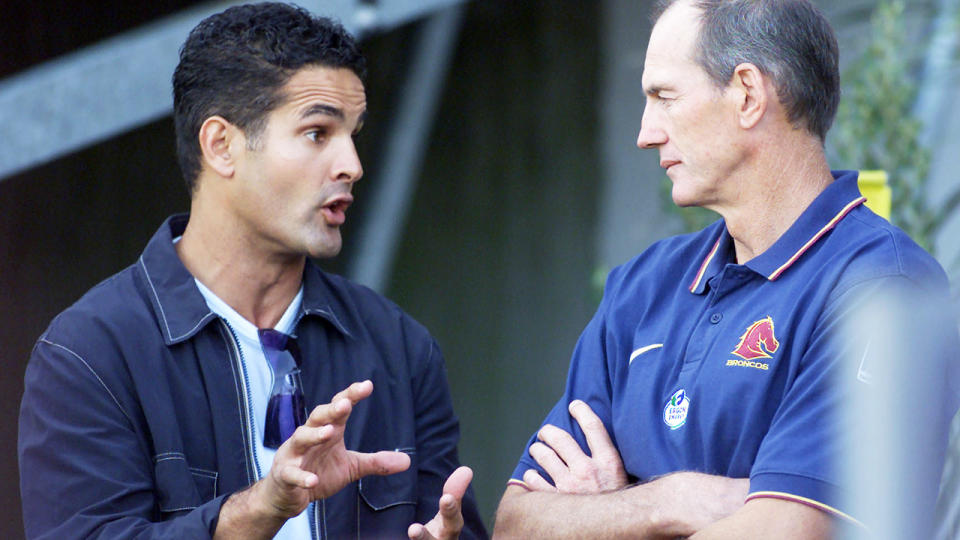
[139,214,353,345]
[689,170,865,294]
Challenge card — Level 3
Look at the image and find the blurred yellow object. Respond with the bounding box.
[858,170,891,220]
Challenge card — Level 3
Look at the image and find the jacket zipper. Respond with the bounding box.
[294,311,321,540]
[220,320,262,480]
[311,501,320,540]
[223,319,318,539]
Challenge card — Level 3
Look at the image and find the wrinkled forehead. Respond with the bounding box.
[279,66,367,116]
[647,0,702,61]
[642,2,705,87]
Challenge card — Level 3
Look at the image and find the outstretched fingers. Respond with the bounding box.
[352,449,412,478]
[330,379,374,406]
[274,461,320,490]
[434,467,470,535]
[286,423,338,455]
[305,380,374,428]
[442,465,473,502]
[407,522,430,540]
[408,466,473,540]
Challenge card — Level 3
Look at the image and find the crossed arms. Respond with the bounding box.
[492,400,832,539]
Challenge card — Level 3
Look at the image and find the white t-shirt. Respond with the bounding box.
[194,278,312,539]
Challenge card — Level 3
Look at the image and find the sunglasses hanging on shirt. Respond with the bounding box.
[258,328,308,449]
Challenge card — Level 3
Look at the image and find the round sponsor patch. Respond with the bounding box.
[663,389,690,430]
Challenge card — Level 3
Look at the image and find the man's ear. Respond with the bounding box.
[729,62,768,130]
[198,116,241,178]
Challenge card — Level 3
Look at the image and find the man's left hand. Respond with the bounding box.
[407,466,473,540]
[523,399,628,494]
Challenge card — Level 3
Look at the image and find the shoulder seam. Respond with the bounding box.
[37,338,135,427]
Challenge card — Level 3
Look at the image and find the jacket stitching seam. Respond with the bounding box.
[154,459,220,510]
[139,256,173,339]
[38,338,134,427]
[307,306,353,338]
[358,476,417,508]
[188,467,219,479]
[176,316,212,342]
[160,504,197,512]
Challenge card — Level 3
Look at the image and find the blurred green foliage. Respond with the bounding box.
[831,0,960,255]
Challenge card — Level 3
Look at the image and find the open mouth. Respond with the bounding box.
[321,196,352,226]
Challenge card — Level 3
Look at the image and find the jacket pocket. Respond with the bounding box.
[358,451,417,511]
[154,452,218,513]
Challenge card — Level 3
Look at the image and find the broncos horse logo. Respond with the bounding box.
[732,316,779,360]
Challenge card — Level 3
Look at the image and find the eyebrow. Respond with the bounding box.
[644,84,667,97]
[300,103,344,121]
[299,104,367,132]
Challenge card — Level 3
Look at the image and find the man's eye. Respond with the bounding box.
[307,129,327,143]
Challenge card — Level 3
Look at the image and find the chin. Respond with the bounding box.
[671,181,709,209]
[671,191,699,208]
[308,245,342,260]
[305,233,342,260]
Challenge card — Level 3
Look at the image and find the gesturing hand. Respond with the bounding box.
[407,466,474,540]
[264,380,412,517]
[523,400,628,494]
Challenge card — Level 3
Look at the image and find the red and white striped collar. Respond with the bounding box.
[689,171,866,294]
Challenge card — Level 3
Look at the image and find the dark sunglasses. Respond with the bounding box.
[258,328,308,449]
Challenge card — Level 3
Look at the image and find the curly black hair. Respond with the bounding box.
[172,3,366,191]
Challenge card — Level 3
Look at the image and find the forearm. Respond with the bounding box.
[213,481,287,540]
[493,483,684,539]
[689,497,832,539]
[493,472,747,539]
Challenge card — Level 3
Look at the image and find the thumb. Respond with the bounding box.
[353,450,411,478]
[443,466,473,500]
[407,522,437,540]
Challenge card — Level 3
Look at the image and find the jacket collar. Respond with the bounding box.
[689,170,865,294]
[138,214,353,345]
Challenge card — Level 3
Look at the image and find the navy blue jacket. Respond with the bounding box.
[19,214,487,539]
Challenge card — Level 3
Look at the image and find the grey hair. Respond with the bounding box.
[651,0,840,141]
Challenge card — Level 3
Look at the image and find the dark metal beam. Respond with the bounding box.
[348,5,465,291]
[0,0,466,180]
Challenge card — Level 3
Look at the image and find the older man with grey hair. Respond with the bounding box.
[493,0,959,537]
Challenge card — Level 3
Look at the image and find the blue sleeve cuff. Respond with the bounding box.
[509,437,550,485]
[748,472,861,526]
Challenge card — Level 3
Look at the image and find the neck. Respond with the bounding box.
[176,194,304,329]
[718,135,833,264]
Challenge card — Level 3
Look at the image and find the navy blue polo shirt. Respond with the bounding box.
[510,171,958,523]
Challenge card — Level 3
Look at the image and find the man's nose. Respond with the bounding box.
[636,105,666,149]
[333,137,363,183]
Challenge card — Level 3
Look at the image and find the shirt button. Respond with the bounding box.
[710,313,722,324]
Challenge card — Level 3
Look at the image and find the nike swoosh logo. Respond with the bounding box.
[629,343,664,364]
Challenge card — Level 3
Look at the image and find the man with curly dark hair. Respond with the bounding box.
[18,4,487,539]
